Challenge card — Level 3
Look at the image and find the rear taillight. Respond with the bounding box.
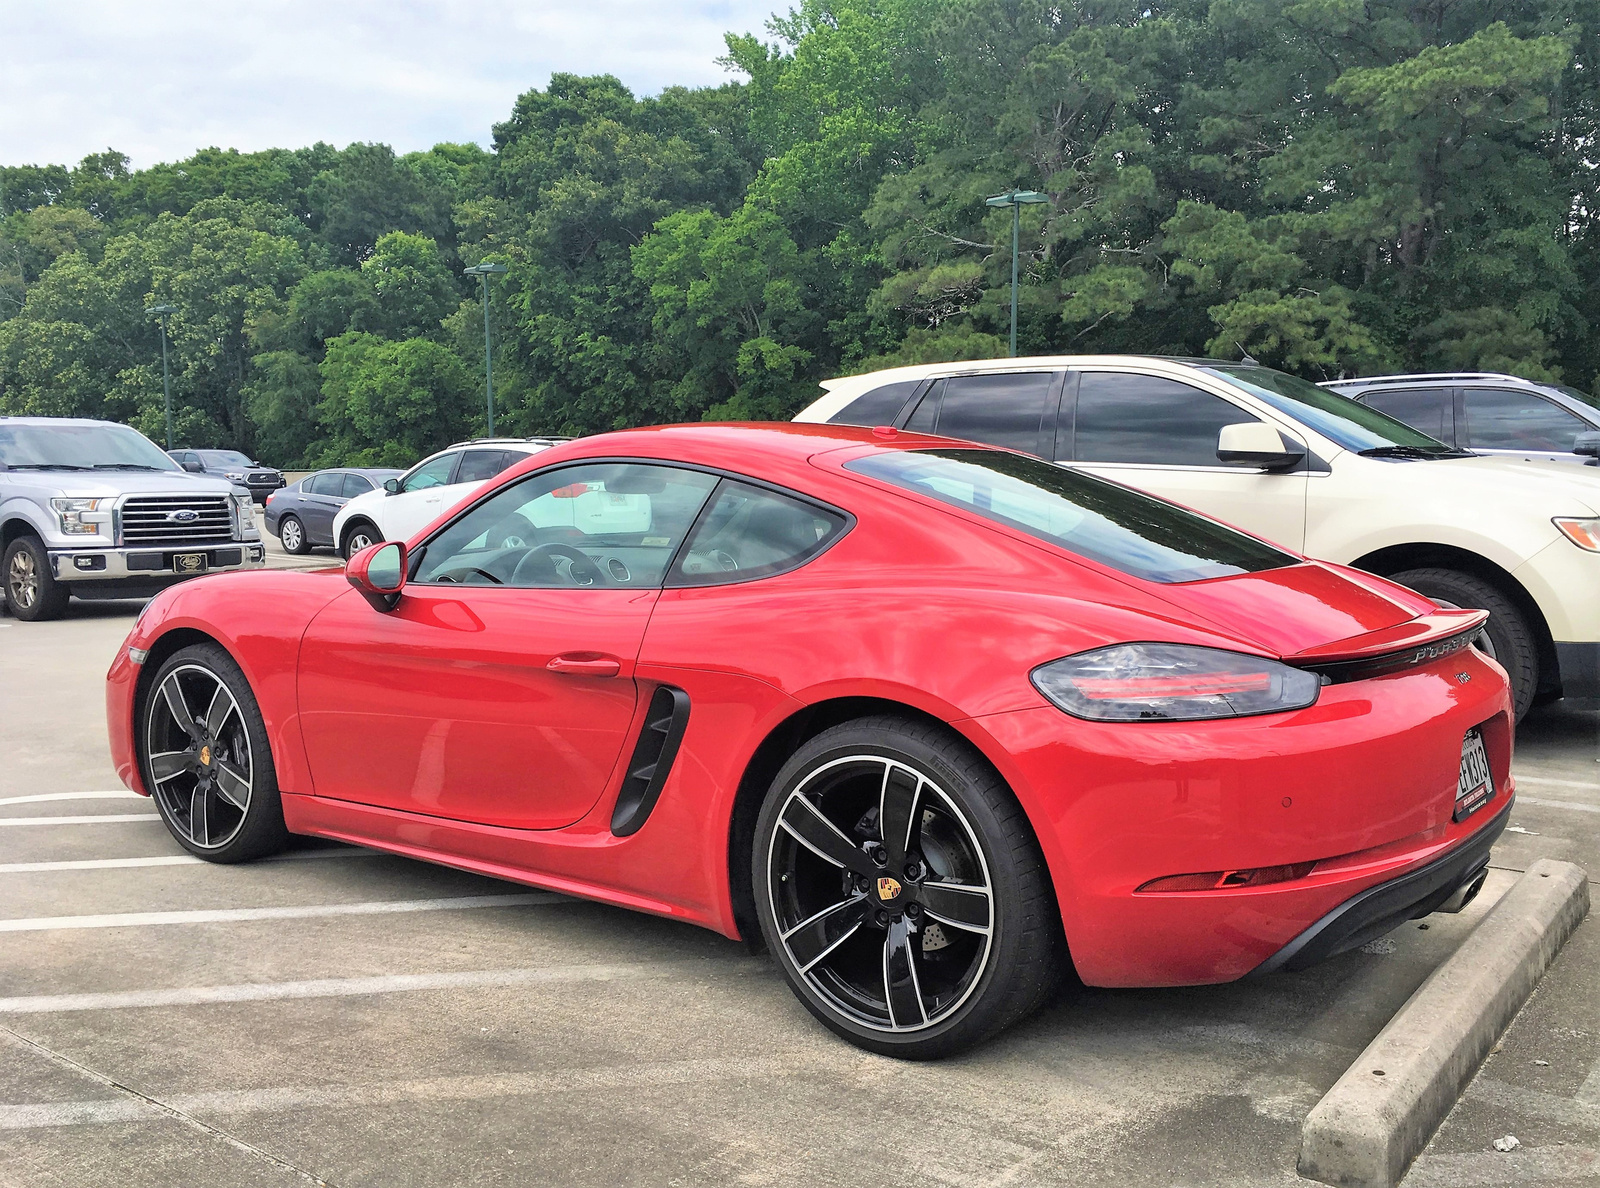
[1031,643,1322,722]
[1137,863,1316,893]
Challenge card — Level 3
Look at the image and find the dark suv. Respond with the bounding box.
[1323,373,1600,465]
[168,449,287,502]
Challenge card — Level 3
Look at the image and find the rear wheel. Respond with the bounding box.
[277,514,310,555]
[139,643,290,862]
[1390,567,1538,720]
[753,716,1061,1059]
[342,521,380,560]
[3,536,70,621]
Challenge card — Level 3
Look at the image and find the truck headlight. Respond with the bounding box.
[51,497,106,536]
[225,471,245,480]
[233,493,257,536]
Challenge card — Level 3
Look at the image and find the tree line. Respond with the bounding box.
[3,0,1598,466]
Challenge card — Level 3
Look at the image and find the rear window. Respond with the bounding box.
[844,448,1295,584]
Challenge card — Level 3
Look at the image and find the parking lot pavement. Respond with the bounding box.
[3,609,1597,1187]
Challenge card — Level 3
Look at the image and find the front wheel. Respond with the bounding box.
[139,642,290,862]
[3,536,70,621]
[1390,567,1538,720]
[753,716,1061,1059]
[342,521,380,560]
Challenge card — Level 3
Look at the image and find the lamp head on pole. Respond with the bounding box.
[146,303,178,317]
[463,262,509,276]
[985,189,1048,208]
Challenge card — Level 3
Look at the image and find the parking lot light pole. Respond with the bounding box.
[984,190,1049,357]
[463,262,509,435]
[146,304,179,449]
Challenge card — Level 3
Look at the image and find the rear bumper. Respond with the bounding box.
[1252,797,1511,975]
[1555,641,1600,699]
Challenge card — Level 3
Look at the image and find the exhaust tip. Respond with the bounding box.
[1439,868,1489,914]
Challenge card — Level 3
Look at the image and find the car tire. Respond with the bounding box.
[342,520,381,560]
[278,514,311,555]
[753,715,1062,1059]
[139,642,291,862]
[1390,567,1538,720]
[3,535,70,622]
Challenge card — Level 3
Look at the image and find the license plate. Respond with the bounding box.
[1455,729,1494,822]
[172,552,208,575]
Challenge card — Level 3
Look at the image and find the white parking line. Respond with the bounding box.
[0,960,744,1014]
[1517,774,1600,791]
[1519,796,1600,814]
[0,814,161,828]
[0,892,563,933]
[0,791,143,807]
[0,848,382,875]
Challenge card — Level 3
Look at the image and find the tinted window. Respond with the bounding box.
[845,448,1294,583]
[414,463,719,588]
[828,380,923,426]
[307,472,344,496]
[927,373,1056,455]
[1358,388,1454,443]
[1074,373,1257,465]
[1463,388,1590,451]
[671,482,847,586]
[1202,365,1447,451]
[456,449,510,483]
[905,380,942,433]
[341,473,374,497]
[401,453,458,492]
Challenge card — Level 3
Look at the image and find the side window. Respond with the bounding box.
[1358,388,1454,443]
[413,463,720,589]
[456,449,509,483]
[904,380,943,433]
[1073,373,1257,466]
[341,473,374,497]
[671,481,848,587]
[1462,388,1589,452]
[929,372,1057,456]
[307,472,343,496]
[827,380,924,427]
[400,452,459,492]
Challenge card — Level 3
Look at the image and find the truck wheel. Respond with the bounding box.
[3,536,70,621]
[1390,567,1538,720]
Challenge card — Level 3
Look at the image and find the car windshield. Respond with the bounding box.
[845,448,1296,584]
[1551,383,1600,413]
[1201,365,1455,453]
[199,450,253,466]
[0,422,180,471]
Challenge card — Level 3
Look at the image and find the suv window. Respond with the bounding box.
[902,373,1056,455]
[846,448,1295,583]
[400,452,459,492]
[413,463,719,588]
[341,473,374,497]
[1462,388,1590,452]
[827,380,923,427]
[456,449,510,483]
[1073,373,1256,466]
[1357,388,1454,443]
[671,481,847,586]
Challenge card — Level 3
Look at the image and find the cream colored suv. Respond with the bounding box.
[795,356,1600,718]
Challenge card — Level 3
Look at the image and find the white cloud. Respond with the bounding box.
[0,0,780,169]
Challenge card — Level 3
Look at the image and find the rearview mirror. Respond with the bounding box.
[383,478,401,494]
[1574,431,1600,464]
[346,540,406,610]
[1217,422,1306,470]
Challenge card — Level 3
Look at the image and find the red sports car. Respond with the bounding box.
[106,424,1513,1057]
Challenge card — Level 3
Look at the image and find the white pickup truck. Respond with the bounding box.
[0,417,264,621]
[796,355,1600,718]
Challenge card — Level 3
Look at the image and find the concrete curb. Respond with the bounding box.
[1298,858,1590,1188]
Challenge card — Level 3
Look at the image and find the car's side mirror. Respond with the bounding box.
[346,541,406,610]
[1574,431,1600,464]
[383,478,401,495]
[182,460,204,473]
[1217,422,1306,470]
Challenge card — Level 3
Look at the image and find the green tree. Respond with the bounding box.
[317,332,474,464]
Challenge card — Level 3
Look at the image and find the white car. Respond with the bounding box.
[795,355,1600,718]
[332,438,568,560]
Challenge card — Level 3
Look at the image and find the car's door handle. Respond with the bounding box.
[546,653,622,678]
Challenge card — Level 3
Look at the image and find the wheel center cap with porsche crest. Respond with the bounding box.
[876,876,902,903]
[199,744,212,767]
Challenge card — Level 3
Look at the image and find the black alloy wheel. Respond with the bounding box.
[278,514,310,555]
[1390,567,1539,720]
[3,535,70,621]
[140,643,290,862]
[342,522,380,560]
[754,716,1061,1058]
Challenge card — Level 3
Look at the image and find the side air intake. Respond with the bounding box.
[610,685,691,837]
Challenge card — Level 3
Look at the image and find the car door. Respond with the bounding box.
[1064,369,1309,552]
[300,472,345,542]
[380,451,461,541]
[296,460,722,829]
[337,472,377,544]
[1354,387,1456,446]
[1460,387,1594,462]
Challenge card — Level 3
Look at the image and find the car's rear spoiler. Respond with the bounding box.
[1282,609,1490,680]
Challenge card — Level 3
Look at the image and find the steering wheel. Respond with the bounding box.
[435,567,503,585]
[510,543,608,587]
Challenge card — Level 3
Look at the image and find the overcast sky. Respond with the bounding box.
[1,0,779,170]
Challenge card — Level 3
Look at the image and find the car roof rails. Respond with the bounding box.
[1325,372,1535,388]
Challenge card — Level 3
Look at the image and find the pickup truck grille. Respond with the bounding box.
[120,496,234,547]
[247,471,277,485]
